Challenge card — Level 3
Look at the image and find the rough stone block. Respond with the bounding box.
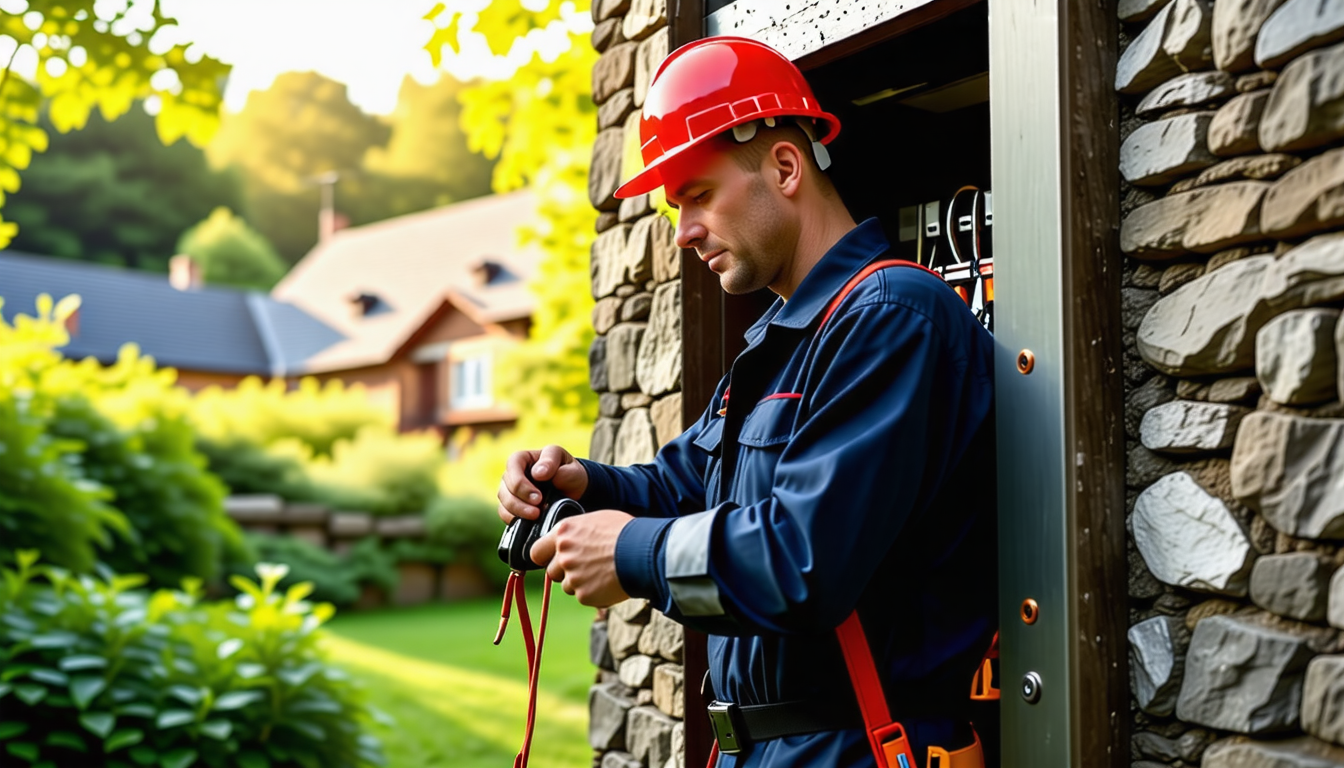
[621,392,653,410]
[591,417,619,465]
[593,224,632,300]
[1177,614,1315,733]
[1256,0,1344,70]
[621,292,653,323]
[1165,0,1214,69]
[627,705,677,767]
[1127,375,1177,439]
[1133,472,1254,594]
[1204,735,1344,767]
[595,296,624,335]
[651,393,683,448]
[592,620,617,672]
[1329,567,1344,628]
[669,722,685,768]
[622,0,665,41]
[1140,400,1249,453]
[650,214,680,283]
[1176,153,1302,193]
[611,597,653,624]
[592,17,625,54]
[1233,411,1344,539]
[1121,111,1219,185]
[1250,553,1334,621]
[1133,728,1217,763]
[1262,147,1344,240]
[598,87,635,130]
[634,28,669,107]
[615,408,658,466]
[1209,90,1271,156]
[592,0,630,23]
[1120,181,1269,260]
[1118,2,1188,94]
[1213,0,1290,72]
[619,653,658,689]
[1256,308,1342,405]
[1130,615,1191,715]
[590,127,626,211]
[619,193,652,223]
[1137,233,1344,376]
[590,682,636,750]
[637,608,685,662]
[1121,0,1174,22]
[636,281,682,397]
[624,215,656,285]
[607,611,644,661]
[653,663,684,718]
[593,42,637,104]
[602,751,642,768]
[1304,655,1344,745]
[1260,40,1344,153]
[606,322,647,393]
[1137,70,1237,115]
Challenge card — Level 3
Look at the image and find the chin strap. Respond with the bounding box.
[494,569,554,768]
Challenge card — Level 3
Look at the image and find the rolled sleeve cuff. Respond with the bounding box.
[614,515,675,605]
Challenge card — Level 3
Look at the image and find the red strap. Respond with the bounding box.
[495,571,554,768]
[819,260,943,329]
[836,611,895,765]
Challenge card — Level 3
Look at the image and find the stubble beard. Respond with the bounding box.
[717,175,789,295]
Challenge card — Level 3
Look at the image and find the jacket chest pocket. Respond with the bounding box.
[731,396,799,499]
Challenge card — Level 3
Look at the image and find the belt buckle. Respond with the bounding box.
[707,701,745,755]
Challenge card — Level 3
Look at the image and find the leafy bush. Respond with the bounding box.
[190,378,389,459]
[232,534,398,608]
[301,428,443,516]
[0,298,242,586]
[0,552,385,768]
[423,496,510,586]
[177,207,286,290]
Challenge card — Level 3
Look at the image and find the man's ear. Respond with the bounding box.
[767,140,805,199]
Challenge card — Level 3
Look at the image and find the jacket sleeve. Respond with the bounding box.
[614,292,990,636]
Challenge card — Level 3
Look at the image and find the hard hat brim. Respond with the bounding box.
[613,109,841,200]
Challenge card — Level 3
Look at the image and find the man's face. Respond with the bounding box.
[661,141,795,295]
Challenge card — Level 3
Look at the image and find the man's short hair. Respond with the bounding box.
[719,120,836,195]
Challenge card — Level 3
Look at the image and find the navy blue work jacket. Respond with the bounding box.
[578,218,998,767]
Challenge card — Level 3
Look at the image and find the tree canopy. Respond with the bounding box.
[176,206,286,289]
[6,106,243,270]
[0,0,231,248]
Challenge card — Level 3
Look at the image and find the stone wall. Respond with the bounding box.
[587,1,687,766]
[1119,1,1344,764]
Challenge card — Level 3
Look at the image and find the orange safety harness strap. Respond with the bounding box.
[495,569,554,768]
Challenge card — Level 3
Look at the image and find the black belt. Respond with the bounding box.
[707,698,862,754]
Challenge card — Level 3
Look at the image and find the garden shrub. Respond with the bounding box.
[0,552,385,768]
[301,428,443,516]
[190,378,389,459]
[0,298,243,587]
[423,495,510,585]
[231,534,397,608]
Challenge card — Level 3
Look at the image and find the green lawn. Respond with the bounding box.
[323,586,596,768]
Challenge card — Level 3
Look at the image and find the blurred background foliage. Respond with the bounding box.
[174,206,286,289]
[425,0,599,494]
[0,0,231,249]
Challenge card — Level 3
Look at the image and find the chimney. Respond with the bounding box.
[169,254,203,291]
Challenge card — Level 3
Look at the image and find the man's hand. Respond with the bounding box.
[497,445,589,525]
[529,509,633,607]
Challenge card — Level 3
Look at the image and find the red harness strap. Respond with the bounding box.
[495,570,554,768]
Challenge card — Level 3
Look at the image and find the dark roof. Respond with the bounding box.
[0,251,341,376]
[273,190,541,373]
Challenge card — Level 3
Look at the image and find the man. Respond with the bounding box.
[498,36,997,767]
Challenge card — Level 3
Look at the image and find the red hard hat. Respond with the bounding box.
[613,36,842,199]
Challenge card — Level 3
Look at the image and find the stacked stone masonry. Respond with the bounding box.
[589,3,684,766]
[1121,0,1344,764]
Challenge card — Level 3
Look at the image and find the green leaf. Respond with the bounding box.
[70,676,107,709]
[199,720,232,741]
[283,719,323,741]
[166,685,202,705]
[235,663,266,679]
[59,655,108,672]
[129,745,157,765]
[237,751,270,768]
[79,712,116,739]
[14,683,47,705]
[5,742,39,761]
[44,731,86,752]
[0,683,11,700]
[28,667,68,686]
[159,749,198,768]
[29,631,79,649]
[115,703,155,718]
[154,710,194,729]
[212,690,264,711]
[0,722,28,740]
[104,729,144,753]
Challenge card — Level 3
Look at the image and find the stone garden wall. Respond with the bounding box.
[1119,0,1344,764]
[587,0,687,766]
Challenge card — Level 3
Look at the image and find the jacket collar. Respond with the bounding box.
[743,217,890,343]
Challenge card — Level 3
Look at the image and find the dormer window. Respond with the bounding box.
[350,291,380,316]
[471,259,504,286]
